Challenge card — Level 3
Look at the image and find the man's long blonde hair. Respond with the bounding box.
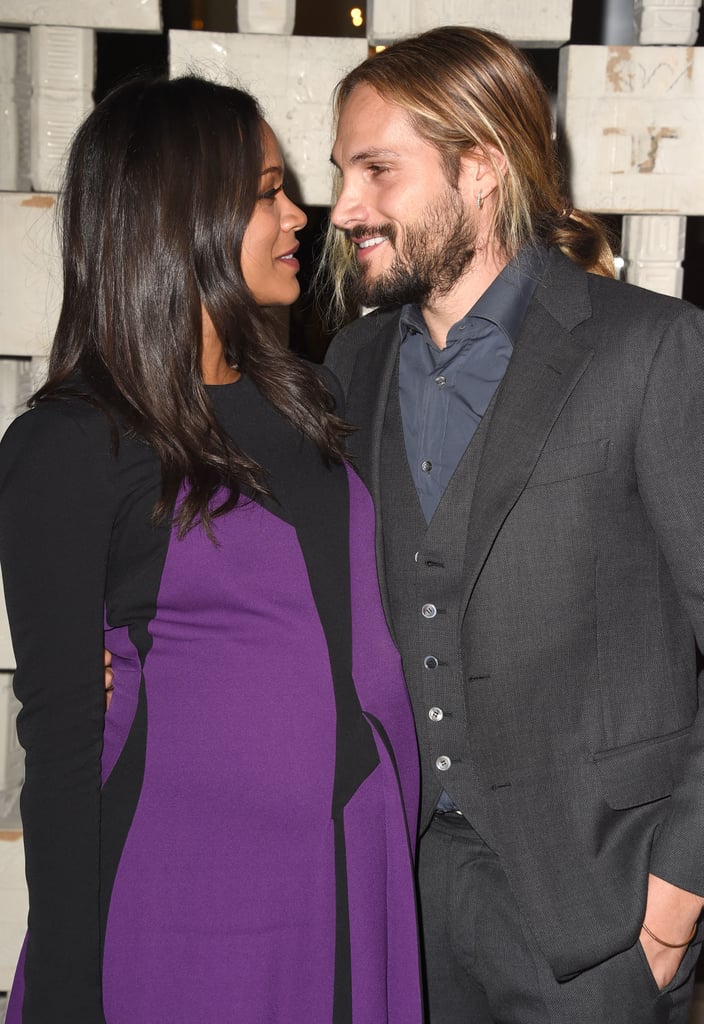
[318,26,614,324]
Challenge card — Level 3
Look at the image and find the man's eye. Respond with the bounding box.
[368,164,389,176]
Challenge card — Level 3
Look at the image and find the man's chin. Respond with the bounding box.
[355,278,430,309]
[350,270,385,309]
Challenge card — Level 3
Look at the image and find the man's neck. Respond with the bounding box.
[421,245,509,350]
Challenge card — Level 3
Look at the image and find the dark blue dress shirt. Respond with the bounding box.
[399,247,547,523]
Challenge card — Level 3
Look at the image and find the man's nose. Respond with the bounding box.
[331,180,366,230]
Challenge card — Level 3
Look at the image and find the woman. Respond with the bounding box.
[0,76,422,1023]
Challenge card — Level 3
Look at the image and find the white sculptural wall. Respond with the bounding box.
[366,0,572,45]
[559,44,704,215]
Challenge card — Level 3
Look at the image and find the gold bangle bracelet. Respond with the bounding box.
[641,920,698,950]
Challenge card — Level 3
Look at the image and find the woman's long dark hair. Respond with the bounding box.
[35,74,350,535]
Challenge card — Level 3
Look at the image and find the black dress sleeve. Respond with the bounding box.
[0,402,116,1023]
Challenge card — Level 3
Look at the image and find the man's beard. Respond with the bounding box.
[347,186,477,309]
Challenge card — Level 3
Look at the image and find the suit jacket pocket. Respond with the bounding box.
[526,438,610,488]
[594,726,691,809]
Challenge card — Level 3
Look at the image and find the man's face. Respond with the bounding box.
[330,84,477,308]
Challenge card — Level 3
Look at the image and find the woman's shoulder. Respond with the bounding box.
[0,397,116,483]
[4,395,110,445]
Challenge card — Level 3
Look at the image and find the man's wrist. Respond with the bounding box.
[642,872,704,945]
[641,919,698,949]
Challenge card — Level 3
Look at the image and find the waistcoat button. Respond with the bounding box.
[423,655,439,669]
[429,707,444,721]
[421,603,437,619]
[436,755,451,771]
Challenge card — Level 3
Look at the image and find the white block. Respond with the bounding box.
[30,88,93,191]
[0,30,30,191]
[0,192,60,358]
[30,23,94,89]
[622,214,686,297]
[0,675,21,790]
[0,360,37,680]
[0,360,34,440]
[237,0,295,34]
[0,0,161,32]
[367,0,573,46]
[169,31,369,207]
[0,359,45,681]
[558,46,704,214]
[634,0,702,45]
[30,26,94,192]
[0,833,26,993]
[28,356,48,394]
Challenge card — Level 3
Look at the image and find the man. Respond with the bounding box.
[322,26,704,1024]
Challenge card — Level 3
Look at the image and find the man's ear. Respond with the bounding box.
[457,143,507,209]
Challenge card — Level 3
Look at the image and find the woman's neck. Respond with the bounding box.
[200,307,241,385]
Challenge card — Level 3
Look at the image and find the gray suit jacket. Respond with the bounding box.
[325,248,704,979]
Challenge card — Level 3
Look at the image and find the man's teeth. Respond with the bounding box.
[357,236,386,249]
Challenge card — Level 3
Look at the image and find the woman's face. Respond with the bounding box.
[241,123,307,306]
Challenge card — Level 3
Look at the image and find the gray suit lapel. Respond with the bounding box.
[460,253,596,610]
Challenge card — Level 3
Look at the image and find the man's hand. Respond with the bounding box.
[640,873,703,989]
[104,647,114,710]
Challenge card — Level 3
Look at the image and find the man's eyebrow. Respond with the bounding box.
[329,148,400,169]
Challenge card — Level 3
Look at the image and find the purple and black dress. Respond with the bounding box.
[0,375,422,1024]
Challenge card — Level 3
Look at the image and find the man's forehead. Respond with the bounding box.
[332,90,420,164]
[329,146,401,170]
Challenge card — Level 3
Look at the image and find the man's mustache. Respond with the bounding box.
[343,223,397,245]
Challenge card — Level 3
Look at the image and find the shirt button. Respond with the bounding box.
[436,755,451,771]
[421,603,437,619]
[435,375,446,387]
[429,706,444,722]
[421,459,432,473]
[423,655,439,670]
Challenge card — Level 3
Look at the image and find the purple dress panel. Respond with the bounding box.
[102,497,338,1020]
[99,473,419,1021]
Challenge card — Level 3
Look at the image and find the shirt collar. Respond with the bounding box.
[399,244,548,349]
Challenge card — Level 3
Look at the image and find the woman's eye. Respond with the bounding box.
[257,184,283,201]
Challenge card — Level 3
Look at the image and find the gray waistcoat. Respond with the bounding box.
[379,374,496,840]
